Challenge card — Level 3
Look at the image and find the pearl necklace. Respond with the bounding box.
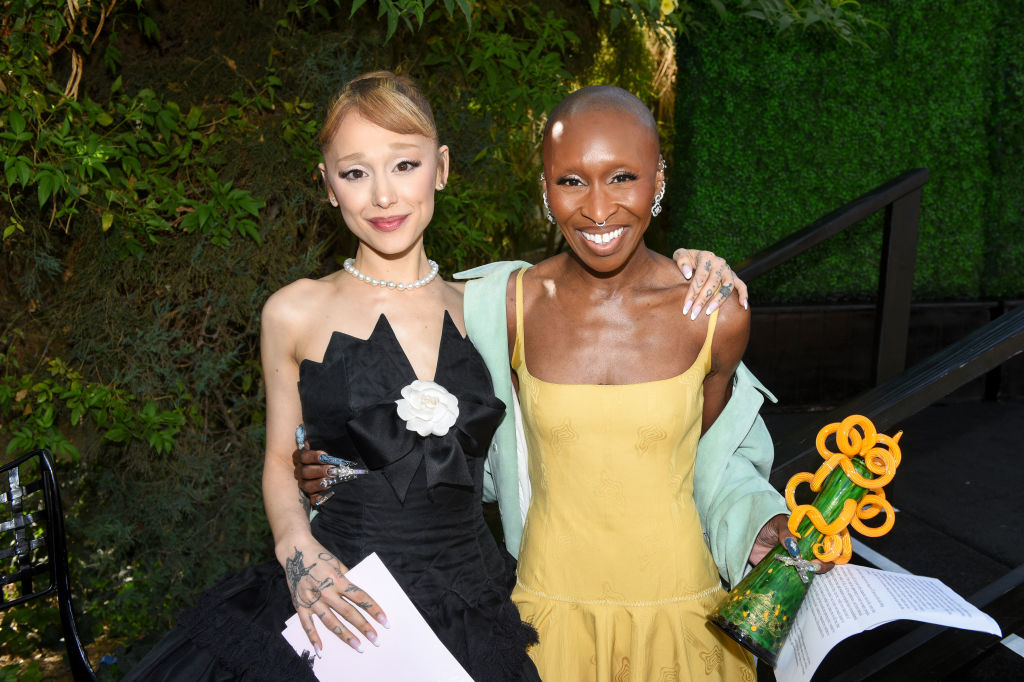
[343,258,439,291]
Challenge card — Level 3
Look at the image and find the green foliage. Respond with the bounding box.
[669,0,1019,302]
[0,0,896,672]
[0,341,186,462]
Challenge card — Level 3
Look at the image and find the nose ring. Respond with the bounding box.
[593,219,606,228]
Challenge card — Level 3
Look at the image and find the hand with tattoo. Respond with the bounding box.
[282,540,389,656]
[671,248,749,319]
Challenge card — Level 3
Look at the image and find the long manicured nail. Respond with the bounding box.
[742,298,749,310]
[376,613,390,629]
[705,301,719,316]
[295,425,306,448]
[318,453,346,466]
[350,638,364,653]
[314,642,322,658]
[326,466,340,477]
[683,300,693,316]
[683,264,693,279]
[690,303,702,321]
[784,537,800,557]
[366,631,379,647]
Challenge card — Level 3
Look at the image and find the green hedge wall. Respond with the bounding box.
[669,0,1023,303]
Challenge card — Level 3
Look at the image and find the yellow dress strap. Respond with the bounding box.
[699,308,719,375]
[511,267,529,369]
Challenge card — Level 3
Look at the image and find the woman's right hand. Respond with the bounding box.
[280,538,389,655]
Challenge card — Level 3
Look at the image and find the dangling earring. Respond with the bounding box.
[651,158,666,217]
[540,173,555,224]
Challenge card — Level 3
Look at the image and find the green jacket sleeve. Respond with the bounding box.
[456,260,531,557]
[693,363,788,588]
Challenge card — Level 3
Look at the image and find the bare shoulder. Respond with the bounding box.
[261,277,334,333]
[710,294,750,368]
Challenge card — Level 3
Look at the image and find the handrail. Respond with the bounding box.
[770,304,1024,488]
[736,168,930,385]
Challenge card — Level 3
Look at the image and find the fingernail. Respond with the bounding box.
[742,298,749,310]
[314,642,322,658]
[350,639,364,653]
[690,304,702,321]
[784,537,800,557]
[683,300,693,316]
[326,466,340,477]
[366,631,379,647]
[376,613,390,629]
[705,301,719,316]
[683,265,693,279]
[318,453,332,464]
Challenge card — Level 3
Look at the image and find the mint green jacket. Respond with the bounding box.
[456,261,788,588]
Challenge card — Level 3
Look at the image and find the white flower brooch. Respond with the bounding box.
[395,380,459,437]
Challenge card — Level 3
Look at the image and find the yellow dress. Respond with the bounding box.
[509,269,755,682]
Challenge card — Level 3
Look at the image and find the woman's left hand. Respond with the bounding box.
[671,248,749,319]
[748,513,835,575]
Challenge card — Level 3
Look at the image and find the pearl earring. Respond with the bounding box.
[437,182,445,190]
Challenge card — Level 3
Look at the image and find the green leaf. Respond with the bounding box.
[111,75,122,94]
[9,110,25,135]
[455,0,472,29]
[95,111,114,126]
[102,212,114,231]
[350,0,368,17]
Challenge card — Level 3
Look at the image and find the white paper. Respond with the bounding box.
[774,563,1002,682]
[281,552,472,681]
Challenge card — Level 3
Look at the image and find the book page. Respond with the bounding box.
[281,552,472,682]
[774,563,1001,682]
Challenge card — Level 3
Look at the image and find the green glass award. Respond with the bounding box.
[710,415,902,666]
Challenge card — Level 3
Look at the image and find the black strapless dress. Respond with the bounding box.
[126,312,539,681]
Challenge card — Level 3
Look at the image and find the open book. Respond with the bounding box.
[774,563,1001,682]
[281,552,472,681]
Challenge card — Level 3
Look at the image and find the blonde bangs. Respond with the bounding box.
[319,71,437,150]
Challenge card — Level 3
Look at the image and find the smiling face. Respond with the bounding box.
[543,105,663,274]
[320,112,449,259]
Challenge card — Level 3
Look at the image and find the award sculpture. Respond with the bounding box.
[710,414,902,666]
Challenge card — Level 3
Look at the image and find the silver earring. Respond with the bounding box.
[652,158,666,217]
[540,173,555,224]
[330,197,338,207]
[437,182,445,190]
[651,180,665,217]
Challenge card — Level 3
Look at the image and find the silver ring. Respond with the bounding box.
[593,219,606,228]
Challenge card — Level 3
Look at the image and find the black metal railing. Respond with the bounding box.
[736,168,930,385]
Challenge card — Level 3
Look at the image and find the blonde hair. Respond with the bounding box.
[319,71,438,150]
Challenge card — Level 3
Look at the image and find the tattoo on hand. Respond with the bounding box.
[357,601,373,609]
[318,552,336,562]
[344,584,361,594]
[286,547,335,609]
[719,282,733,299]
